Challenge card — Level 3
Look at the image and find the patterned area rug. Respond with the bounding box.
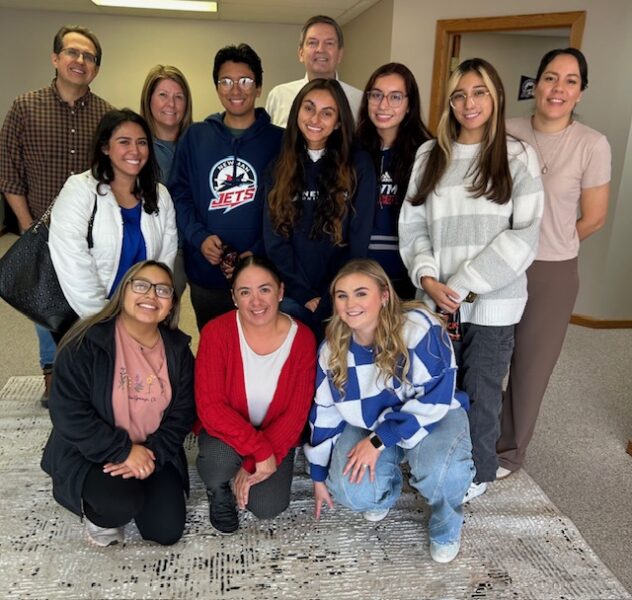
[0,376,629,600]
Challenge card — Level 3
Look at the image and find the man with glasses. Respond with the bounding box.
[169,44,283,330]
[0,25,113,407]
[265,15,363,127]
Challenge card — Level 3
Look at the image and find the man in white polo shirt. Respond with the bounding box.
[265,14,363,127]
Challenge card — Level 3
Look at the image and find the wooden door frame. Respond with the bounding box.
[428,11,586,132]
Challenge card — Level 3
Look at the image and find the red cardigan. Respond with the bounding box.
[195,311,316,473]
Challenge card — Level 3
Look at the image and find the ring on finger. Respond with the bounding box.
[361,464,369,469]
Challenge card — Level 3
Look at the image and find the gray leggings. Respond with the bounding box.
[196,431,295,519]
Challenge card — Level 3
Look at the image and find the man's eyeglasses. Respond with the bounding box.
[449,88,491,109]
[59,47,99,66]
[217,77,256,90]
[366,90,408,108]
[129,279,174,299]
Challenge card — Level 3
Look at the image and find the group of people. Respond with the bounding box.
[0,14,610,565]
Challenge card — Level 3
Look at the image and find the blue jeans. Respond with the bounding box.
[458,323,514,483]
[35,324,56,369]
[326,408,474,544]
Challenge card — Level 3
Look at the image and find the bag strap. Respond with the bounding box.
[86,194,98,249]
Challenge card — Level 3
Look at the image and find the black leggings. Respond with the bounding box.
[82,462,186,545]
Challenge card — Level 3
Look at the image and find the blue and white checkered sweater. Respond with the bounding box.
[304,309,468,482]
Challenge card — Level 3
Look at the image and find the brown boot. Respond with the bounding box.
[42,366,53,409]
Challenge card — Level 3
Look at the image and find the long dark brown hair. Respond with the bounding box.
[91,109,160,214]
[411,58,512,206]
[267,78,356,245]
[356,62,432,203]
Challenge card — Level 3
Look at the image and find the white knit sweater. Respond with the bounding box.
[398,138,543,326]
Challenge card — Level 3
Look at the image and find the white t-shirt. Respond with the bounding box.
[264,74,363,128]
[236,313,298,427]
[506,117,611,261]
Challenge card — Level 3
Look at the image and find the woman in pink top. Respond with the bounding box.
[41,260,196,547]
[195,255,316,534]
[498,48,611,476]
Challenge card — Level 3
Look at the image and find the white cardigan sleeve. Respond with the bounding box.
[49,174,109,318]
[155,183,178,270]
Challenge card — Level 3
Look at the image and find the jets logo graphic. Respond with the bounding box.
[208,158,257,213]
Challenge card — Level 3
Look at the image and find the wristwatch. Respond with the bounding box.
[369,432,385,451]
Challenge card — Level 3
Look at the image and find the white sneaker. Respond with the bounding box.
[462,481,487,503]
[496,466,513,480]
[363,508,390,522]
[85,518,124,547]
[430,540,461,563]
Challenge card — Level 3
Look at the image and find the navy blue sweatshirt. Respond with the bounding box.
[263,149,377,305]
[168,108,283,289]
[367,148,409,282]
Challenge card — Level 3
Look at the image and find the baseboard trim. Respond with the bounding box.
[571,314,632,329]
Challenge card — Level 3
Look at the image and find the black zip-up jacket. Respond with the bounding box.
[41,318,196,517]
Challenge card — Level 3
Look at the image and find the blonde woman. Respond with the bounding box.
[140,65,193,183]
[304,259,473,563]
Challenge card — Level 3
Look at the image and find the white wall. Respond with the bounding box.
[0,8,301,121]
[384,0,632,319]
[338,0,394,90]
[459,32,569,119]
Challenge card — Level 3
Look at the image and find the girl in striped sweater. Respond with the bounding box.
[398,58,543,502]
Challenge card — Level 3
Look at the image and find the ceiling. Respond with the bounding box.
[0,0,380,24]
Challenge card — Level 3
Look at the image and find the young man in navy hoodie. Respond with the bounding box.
[169,44,283,330]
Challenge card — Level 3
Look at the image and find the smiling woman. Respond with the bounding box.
[140,65,193,184]
[304,258,473,564]
[264,78,377,340]
[49,109,178,337]
[194,255,316,534]
[399,58,544,502]
[41,260,196,548]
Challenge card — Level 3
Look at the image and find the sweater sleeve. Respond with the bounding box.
[446,144,544,300]
[143,341,196,470]
[348,150,377,259]
[168,129,211,252]
[303,345,347,482]
[374,315,460,449]
[49,339,132,465]
[398,146,439,288]
[195,315,273,468]
[49,175,109,318]
[242,325,317,472]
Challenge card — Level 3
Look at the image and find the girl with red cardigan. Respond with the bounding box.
[195,255,316,534]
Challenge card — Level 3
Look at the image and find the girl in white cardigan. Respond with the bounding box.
[50,109,177,331]
[398,58,543,502]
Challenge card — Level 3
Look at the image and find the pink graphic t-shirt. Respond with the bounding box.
[112,318,172,443]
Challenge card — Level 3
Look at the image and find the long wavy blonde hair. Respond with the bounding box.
[325,259,426,395]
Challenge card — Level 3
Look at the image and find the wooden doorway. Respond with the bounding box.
[428,11,586,132]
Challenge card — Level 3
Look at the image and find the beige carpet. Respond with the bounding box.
[0,376,629,600]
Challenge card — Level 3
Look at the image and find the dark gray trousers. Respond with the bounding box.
[458,322,515,483]
[196,431,295,519]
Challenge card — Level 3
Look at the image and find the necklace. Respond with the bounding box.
[530,117,572,175]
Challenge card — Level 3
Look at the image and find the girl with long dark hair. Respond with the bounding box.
[50,109,177,330]
[263,78,376,337]
[356,63,432,298]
